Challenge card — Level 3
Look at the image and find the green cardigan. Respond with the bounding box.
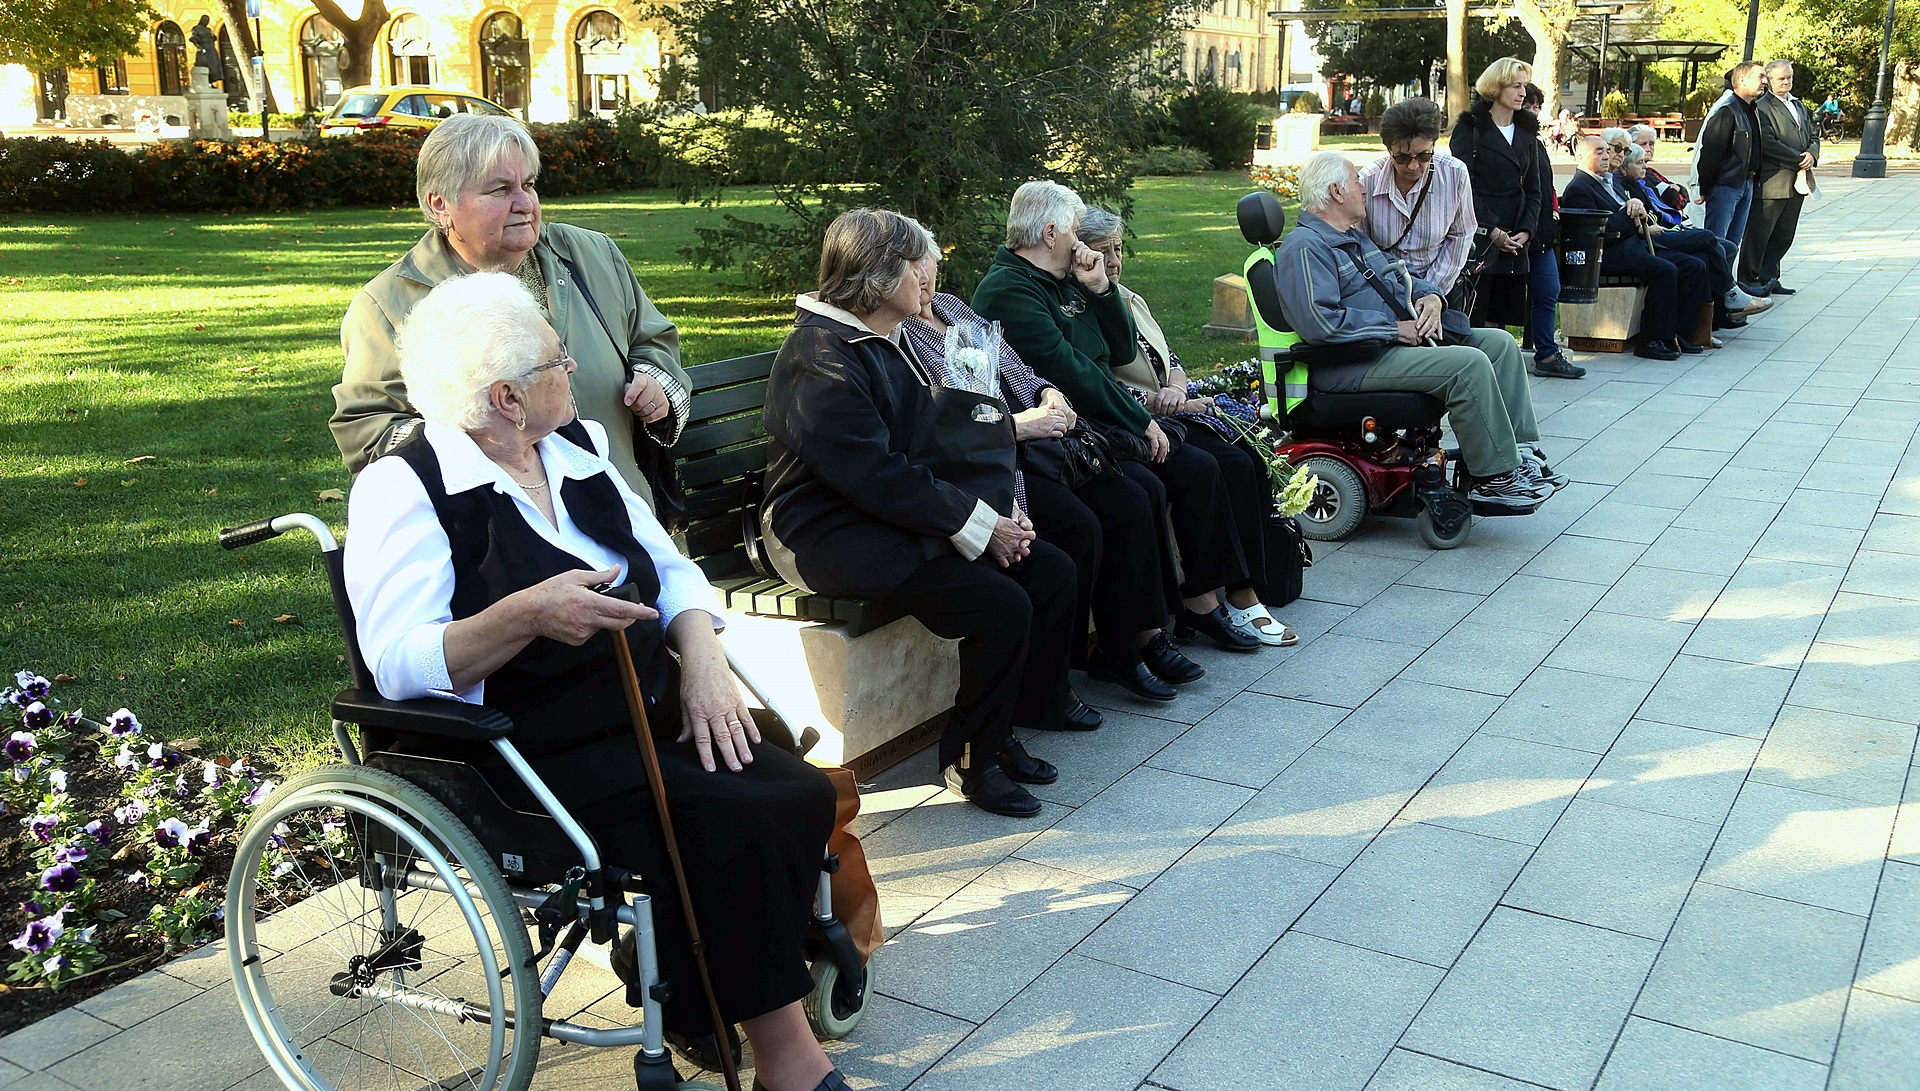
[972,246,1148,436]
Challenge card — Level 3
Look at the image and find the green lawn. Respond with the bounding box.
[0,172,1278,765]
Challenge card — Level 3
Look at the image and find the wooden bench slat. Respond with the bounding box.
[688,380,770,423]
[679,444,770,491]
[676,415,766,460]
[683,352,776,390]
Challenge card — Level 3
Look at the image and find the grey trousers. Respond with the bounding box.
[1358,328,1534,477]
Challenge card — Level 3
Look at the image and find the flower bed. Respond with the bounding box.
[0,670,278,1036]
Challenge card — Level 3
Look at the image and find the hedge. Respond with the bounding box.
[0,118,645,214]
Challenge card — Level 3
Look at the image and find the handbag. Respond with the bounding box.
[1022,425,1119,490]
[1091,415,1185,464]
[909,385,1018,516]
[1255,515,1313,607]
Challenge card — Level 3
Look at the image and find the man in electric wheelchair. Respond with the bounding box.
[341,271,848,1091]
[1274,151,1568,512]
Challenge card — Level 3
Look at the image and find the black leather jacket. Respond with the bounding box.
[1695,96,1761,197]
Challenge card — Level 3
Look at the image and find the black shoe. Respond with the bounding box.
[1765,279,1796,296]
[1173,605,1262,652]
[665,1026,741,1074]
[1141,632,1206,684]
[1529,351,1586,379]
[1676,337,1706,355]
[994,739,1058,785]
[944,761,1042,817]
[1635,340,1681,361]
[1087,655,1178,701]
[1737,280,1772,298]
[753,1071,854,1091]
[1714,313,1749,330]
[1028,697,1106,729]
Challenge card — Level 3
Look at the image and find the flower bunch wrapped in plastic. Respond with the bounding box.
[943,320,1004,398]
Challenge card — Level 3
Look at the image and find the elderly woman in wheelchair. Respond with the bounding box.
[226,271,850,1091]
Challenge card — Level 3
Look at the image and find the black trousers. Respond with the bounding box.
[1143,437,1250,599]
[1182,426,1270,592]
[885,544,1076,771]
[1602,238,1710,345]
[1739,193,1806,287]
[1654,226,1735,299]
[1025,466,1179,668]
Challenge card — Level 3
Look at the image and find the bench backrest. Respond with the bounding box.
[673,351,778,583]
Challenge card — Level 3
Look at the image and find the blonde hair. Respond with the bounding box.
[1475,57,1532,101]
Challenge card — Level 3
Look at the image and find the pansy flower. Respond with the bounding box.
[8,913,62,954]
[14,673,51,701]
[39,863,79,893]
[47,769,66,795]
[22,702,53,731]
[108,708,142,737]
[84,819,111,844]
[244,779,277,807]
[4,731,34,762]
[54,841,87,865]
[154,817,191,849]
[28,813,58,843]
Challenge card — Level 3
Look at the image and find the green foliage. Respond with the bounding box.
[1166,83,1270,170]
[1364,89,1387,116]
[0,0,153,71]
[227,112,322,132]
[1685,87,1719,118]
[1601,90,1632,118]
[657,0,1203,296]
[1292,91,1326,114]
[1308,1,1535,99]
[1653,0,1919,122]
[1127,145,1214,176]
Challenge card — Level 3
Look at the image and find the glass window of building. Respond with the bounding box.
[479,12,530,115]
[574,10,629,119]
[301,15,346,111]
[387,13,434,86]
[155,21,188,96]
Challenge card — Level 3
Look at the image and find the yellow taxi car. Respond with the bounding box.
[319,85,515,136]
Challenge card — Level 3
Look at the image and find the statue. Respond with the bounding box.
[190,16,224,87]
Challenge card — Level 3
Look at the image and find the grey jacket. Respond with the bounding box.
[329,222,688,502]
[1272,210,1441,391]
[1754,92,1820,200]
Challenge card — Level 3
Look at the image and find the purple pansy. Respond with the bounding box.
[244,779,276,807]
[114,798,147,825]
[108,708,142,737]
[147,743,182,771]
[4,731,34,762]
[39,863,79,893]
[14,673,50,701]
[153,817,189,849]
[29,813,58,843]
[202,762,221,787]
[47,769,66,794]
[84,819,111,844]
[8,913,62,954]
[22,702,52,731]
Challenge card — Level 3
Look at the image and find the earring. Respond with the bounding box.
[516,413,527,431]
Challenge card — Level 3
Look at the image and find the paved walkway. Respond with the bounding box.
[4,174,1918,1091]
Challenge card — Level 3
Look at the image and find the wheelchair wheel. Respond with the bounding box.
[1416,507,1472,549]
[227,764,542,1091]
[1295,456,1368,541]
[803,954,874,1039]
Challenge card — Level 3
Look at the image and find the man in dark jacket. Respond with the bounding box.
[1522,83,1583,378]
[1694,61,1765,266]
[1741,59,1821,295]
[1564,136,1712,360]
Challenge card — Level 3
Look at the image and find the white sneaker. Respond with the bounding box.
[1511,460,1558,500]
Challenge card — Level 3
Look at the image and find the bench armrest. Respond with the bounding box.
[331,688,516,742]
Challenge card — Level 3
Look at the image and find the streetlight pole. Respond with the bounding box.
[1853,0,1897,178]
[248,0,268,141]
[1742,0,1761,62]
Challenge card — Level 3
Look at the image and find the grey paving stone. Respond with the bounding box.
[1842,549,1920,601]
[1829,989,1920,1091]
[0,1009,116,1073]
[1315,677,1504,774]
[1636,883,1867,1061]
[1145,693,1346,790]
[1858,862,1920,1004]
[1519,534,1647,585]
[1363,1051,1542,1091]
[1478,667,1650,753]
[1399,621,1557,697]
[1750,704,1917,804]
[1638,654,1797,738]
[1671,492,1786,536]
[1789,641,1920,725]
[1751,519,1870,567]
[1636,525,1766,577]
[1076,837,1338,995]
[1802,458,1896,495]
[1578,719,1762,824]
[818,993,974,1091]
[1685,559,1845,668]
[1614,470,1711,509]
[1019,707,1188,808]
[1543,611,1694,683]
[878,857,1131,1023]
[1592,1017,1830,1091]
[1016,766,1252,889]
[4,1077,85,1091]
[1398,545,1537,596]
[1329,584,1483,647]
[1778,485,1884,529]
[1463,574,1608,637]
[1208,745,1432,868]
[861,785,1065,912]
[908,954,1213,1091]
[1294,820,1532,967]
[1152,932,1442,1091]
[1637,445,1733,478]
[71,968,200,1029]
[1249,633,1423,709]
[1397,733,1600,846]
[1823,435,1911,468]
[1594,565,1730,623]
[1861,512,1920,555]
[48,986,264,1091]
[1300,549,1423,607]
[1706,465,1806,503]
[1666,418,1753,453]
[1504,798,1719,939]
[1565,499,1683,545]
[1401,908,1659,1090]
[1700,780,1898,916]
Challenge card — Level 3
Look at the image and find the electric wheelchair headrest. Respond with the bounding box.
[1238,191,1287,247]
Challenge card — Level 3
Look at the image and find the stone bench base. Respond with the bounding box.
[1562,284,1646,353]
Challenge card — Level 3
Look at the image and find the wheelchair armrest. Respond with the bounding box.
[330,689,516,742]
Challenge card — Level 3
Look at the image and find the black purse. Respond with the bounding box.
[1022,425,1119,490]
[911,386,1018,516]
[1256,515,1313,607]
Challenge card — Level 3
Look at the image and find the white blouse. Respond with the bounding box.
[344,418,724,704]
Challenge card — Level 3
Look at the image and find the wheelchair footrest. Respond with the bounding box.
[1470,497,1544,517]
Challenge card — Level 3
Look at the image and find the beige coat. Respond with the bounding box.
[1110,283,1175,396]
[329,221,688,502]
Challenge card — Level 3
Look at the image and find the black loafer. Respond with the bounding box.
[1714,313,1748,330]
[1676,337,1705,355]
[665,1026,740,1073]
[994,739,1058,785]
[943,761,1042,818]
[1173,605,1262,652]
[1141,633,1206,684]
[1026,698,1106,729]
[1766,280,1796,296]
[1087,655,1178,701]
[1635,340,1681,361]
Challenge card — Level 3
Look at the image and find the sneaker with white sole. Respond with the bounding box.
[1521,448,1570,491]
[1471,470,1547,512]
[1511,460,1558,500]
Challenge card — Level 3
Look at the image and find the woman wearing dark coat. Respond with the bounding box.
[761,208,1081,820]
[1450,57,1543,330]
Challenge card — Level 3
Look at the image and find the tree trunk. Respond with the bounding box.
[1513,0,1570,116]
[308,0,388,91]
[216,0,278,112]
[1445,0,1468,116]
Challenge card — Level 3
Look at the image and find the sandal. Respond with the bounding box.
[1226,602,1299,646]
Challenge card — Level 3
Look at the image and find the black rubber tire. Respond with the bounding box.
[1416,507,1472,549]
[1295,456,1368,541]
[803,955,875,1039]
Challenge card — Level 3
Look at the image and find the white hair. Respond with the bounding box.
[1628,124,1657,142]
[1765,58,1794,75]
[1005,180,1085,249]
[1298,151,1356,214]
[1077,207,1124,247]
[398,272,549,431]
[1622,145,1649,168]
[1600,126,1630,147]
[416,113,541,228]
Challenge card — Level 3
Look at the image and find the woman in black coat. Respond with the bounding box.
[761,208,1080,819]
[1450,57,1542,328]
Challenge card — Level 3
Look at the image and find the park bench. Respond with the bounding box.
[674,351,959,776]
[1561,273,1714,353]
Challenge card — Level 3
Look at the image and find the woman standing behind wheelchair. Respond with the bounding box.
[343,272,847,1091]
[1450,58,1543,339]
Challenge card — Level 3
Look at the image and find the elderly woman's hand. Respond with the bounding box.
[671,616,760,773]
[1069,241,1111,295]
[514,567,660,645]
[1014,403,1071,441]
[1040,387,1077,428]
[1149,385,1186,415]
[986,514,1035,568]
[623,372,673,425]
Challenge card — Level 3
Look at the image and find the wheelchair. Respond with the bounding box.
[218,513,872,1091]
[1236,191,1539,550]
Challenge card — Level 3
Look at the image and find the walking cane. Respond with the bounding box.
[608,618,745,1091]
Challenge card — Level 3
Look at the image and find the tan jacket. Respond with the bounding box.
[329,221,688,502]
[1110,283,1173,396]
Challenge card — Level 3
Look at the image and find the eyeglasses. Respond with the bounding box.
[1389,150,1435,166]
[526,351,574,379]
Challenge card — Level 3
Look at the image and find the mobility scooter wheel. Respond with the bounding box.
[1416,507,1472,549]
[1295,456,1368,541]
[804,953,875,1039]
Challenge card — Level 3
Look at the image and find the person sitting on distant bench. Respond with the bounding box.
[1563,135,1711,361]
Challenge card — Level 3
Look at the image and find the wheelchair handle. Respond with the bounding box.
[218,513,338,553]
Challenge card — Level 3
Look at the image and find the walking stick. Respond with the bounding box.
[609,625,744,1091]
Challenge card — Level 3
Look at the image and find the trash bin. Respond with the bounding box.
[1557,209,1611,304]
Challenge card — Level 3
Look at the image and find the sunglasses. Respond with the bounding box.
[1389,150,1435,166]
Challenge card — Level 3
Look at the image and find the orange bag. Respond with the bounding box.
[822,766,882,962]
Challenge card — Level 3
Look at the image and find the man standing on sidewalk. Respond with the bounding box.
[1693,61,1764,275]
[1740,59,1820,297]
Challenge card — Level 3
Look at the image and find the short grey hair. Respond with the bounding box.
[817,208,931,315]
[1004,180,1085,249]
[398,272,550,431]
[1601,126,1630,148]
[1622,145,1649,168]
[1765,58,1794,75]
[1298,151,1355,214]
[1077,207,1123,247]
[416,113,542,227]
[1628,124,1657,142]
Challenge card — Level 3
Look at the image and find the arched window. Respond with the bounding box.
[479,12,529,114]
[387,13,434,86]
[154,21,187,96]
[574,10,629,119]
[1205,46,1219,85]
[300,15,345,111]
